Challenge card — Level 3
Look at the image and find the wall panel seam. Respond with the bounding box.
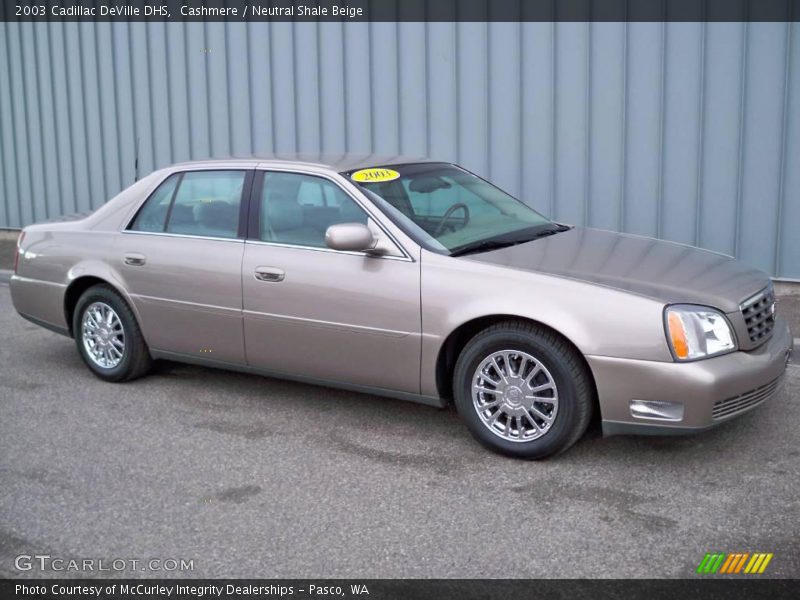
[694,17,707,247]
[733,19,749,259]
[774,20,794,277]
[656,19,666,239]
[619,19,628,232]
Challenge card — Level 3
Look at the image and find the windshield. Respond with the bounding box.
[345,163,554,254]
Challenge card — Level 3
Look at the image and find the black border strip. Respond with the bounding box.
[3,0,799,23]
[237,170,256,240]
[2,578,799,600]
[247,169,264,240]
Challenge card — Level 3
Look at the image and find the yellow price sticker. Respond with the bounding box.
[350,168,400,183]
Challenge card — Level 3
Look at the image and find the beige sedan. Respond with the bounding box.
[9,155,793,458]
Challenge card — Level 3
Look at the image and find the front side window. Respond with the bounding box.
[346,163,556,255]
[259,172,368,248]
[130,170,246,239]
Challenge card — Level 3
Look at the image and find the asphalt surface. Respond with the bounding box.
[1,279,799,580]
[0,237,15,273]
[778,294,800,339]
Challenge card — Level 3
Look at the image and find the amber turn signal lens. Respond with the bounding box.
[668,311,689,359]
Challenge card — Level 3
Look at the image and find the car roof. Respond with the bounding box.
[171,153,441,173]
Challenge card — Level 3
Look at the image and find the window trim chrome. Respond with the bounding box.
[243,238,412,262]
[120,230,246,243]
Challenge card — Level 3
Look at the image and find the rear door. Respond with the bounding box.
[241,169,422,394]
[120,168,253,364]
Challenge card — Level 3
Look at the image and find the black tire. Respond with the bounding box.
[72,284,152,382]
[453,321,593,459]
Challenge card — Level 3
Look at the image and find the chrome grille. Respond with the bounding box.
[711,376,782,420]
[740,287,775,346]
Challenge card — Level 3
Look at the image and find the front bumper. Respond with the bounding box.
[588,316,793,436]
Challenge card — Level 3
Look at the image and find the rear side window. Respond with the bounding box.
[166,171,245,239]
[129,170,246,239]
[129,175,179,232]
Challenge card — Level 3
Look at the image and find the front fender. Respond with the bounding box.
[419,250,671,397]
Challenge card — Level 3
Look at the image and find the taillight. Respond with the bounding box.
[13,230,25,274]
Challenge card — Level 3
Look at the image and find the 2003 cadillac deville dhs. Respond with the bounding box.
[10,155,793,458]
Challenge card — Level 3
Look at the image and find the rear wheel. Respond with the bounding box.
[73,285,152,382]
[453,321,592,459]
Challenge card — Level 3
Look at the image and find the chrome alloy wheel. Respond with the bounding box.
[471,350,559,442]
[81,301,125,369]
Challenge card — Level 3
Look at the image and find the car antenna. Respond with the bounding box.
[134,136,140,182]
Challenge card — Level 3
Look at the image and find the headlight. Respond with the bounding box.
[665,305,737,361]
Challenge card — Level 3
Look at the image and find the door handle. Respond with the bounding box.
[254,266,285,282]
[124,253,146,267]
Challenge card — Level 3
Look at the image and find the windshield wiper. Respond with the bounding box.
[449,224,571,257]
[449,238,528,257]
[528,223,571,240]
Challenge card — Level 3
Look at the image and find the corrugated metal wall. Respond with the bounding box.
[0,21,798,278]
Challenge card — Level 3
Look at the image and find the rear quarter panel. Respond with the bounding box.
[12,228,133,333]
[10,171,167,332]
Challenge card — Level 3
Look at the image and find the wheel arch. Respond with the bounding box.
[434,315,599,414]
[64,276,132,338]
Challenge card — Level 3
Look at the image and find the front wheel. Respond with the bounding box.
[453,321,593,459]
[73,285,152,382]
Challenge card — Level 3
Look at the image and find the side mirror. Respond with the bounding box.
[325,223,379,253]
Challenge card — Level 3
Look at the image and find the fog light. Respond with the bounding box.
[630,399,684,422]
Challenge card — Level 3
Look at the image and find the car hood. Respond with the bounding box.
[465,227,769,313]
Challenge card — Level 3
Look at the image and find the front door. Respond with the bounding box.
[241,170,421,394]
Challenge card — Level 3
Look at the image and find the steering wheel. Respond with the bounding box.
[433,203,470,237]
